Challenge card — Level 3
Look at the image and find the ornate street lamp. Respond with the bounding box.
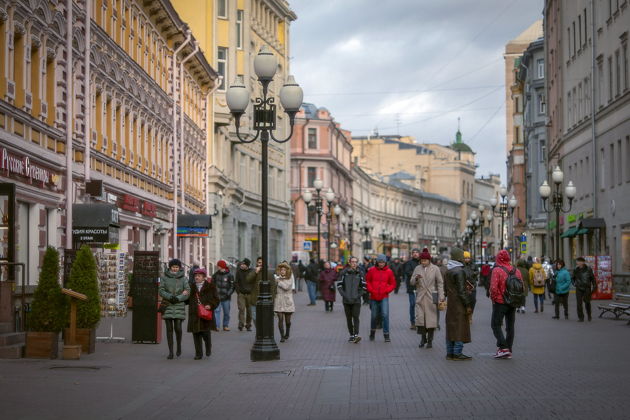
[357,218,373,254]
[380,229,390,254]
[346,209,354,257]
[226,45,303,361]
[490,186,517,252]
[329,203,342,261]
[406,234,412,257]
[468,211,480,261]
[303,181,335,263]
[539,166,576,261]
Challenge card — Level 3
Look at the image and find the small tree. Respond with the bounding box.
[29,247,66,333]
[66,245,100,329]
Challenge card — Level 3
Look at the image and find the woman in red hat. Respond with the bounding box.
[187,268,219,359]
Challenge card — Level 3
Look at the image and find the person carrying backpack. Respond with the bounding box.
[529,258,547,313]
[489,250,525,359]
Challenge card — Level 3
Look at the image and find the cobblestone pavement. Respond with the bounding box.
[2,286,630,419]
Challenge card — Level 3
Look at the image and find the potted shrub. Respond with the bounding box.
[65,245,100,353]
[26,247,66,359]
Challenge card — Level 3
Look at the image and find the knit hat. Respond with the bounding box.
[463,251,471,259]
[240,258,251,267]
[376,254,387,262]
[411,248,421,253]
[419,248,432,260]
[168,258,182,268]
[450,247,465,263]
[217,260,228,270]
[193,267,207,276]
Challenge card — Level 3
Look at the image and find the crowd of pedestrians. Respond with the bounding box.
[155,247,599,361]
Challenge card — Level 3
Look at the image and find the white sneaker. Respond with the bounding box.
[494,348,511,359]
[520,306,526,313]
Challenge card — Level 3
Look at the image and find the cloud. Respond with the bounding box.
[289,0,545,179]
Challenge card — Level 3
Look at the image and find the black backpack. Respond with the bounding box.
[499,266,526,308]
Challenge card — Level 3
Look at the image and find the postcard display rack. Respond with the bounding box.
[584,255,613,300]
[96,249,128,342]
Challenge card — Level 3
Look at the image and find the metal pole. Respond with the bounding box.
[500,210,505,250]
[555,197,561,261]
[316,196,321,262]
[327,211,331,262]
[480,218,484,261]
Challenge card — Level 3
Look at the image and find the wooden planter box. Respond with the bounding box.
[25,332,59,359]
[64,327,96,354]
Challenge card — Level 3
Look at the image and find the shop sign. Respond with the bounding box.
[119,194,140,212]
[155,208,170,221]
[176,226,208,237]
[0,146,59,187]
[567,214,577,223]
[72,227,110,243]
[141,201,157,218]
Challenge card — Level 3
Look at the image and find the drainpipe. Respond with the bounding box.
[179,41,199,214]
[171,29,192,259]
[204,76,222,268]
[84,0,91,183]
[590,0,598,219]
[65,0,73,249]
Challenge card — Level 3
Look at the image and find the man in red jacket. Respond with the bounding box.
[490,249,523,359]
[366,254,396,342]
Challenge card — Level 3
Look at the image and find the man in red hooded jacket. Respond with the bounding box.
[366,254,396,342]
[489,249,523,359]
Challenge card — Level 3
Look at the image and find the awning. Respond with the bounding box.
[177,214,212,229]
[577,228,589,235]
[73,203,119,228]
[579,217,606,229]
[560,227,578,238]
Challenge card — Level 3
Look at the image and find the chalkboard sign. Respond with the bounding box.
[131,251,160,343]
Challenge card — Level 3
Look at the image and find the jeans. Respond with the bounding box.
[370,298,390,334]
[575,289,592,320]
[306,280,317,304]
[533,293,545,311]
[555,293,569,318]
[407,292,416,325]
[250,305,257,323]
[445,339,463,355]
[214,299,231,328]
[343,302,361,336]
[237,293,252,328]
[491,302,516,350]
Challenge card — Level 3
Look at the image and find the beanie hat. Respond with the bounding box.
[193,267,207,276]
[411,248,421,253]
[168,258,182,268]
[376,254,386,262]
[217,260,228,270]
[241,258,251,267]
[420,248,432,260]
[450,247,465,263]
[463,251,471,259]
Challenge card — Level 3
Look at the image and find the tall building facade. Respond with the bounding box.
[545,0,630,272]
[0,0,217,286]
[290,103,353,262]
[518,37,549,259]
[173,0,297,267]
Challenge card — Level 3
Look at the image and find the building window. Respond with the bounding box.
[217,47,227,90]
[578,16,582,48]
[600,147,606,189]
[615,49,621,96]
[217,0,227,19]
[537,59,544,79]
[572,21,576,56]
[623,43,628,91]
[610,143,615,187]
[626,136,630,182]
[307,127,317,149]
[236,10,244,49]
[307,167,317,187]
[618,139,622,185]
[538,94,546,115]
[583,9,588,47]
[540,141,546,163]
[608,56,613,102]
[307,203,317,226]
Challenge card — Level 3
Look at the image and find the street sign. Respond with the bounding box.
[521,242,527,254]
[303,241,312,251]
[482,241,487,249]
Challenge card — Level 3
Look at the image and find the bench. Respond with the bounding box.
[598,293,630,319]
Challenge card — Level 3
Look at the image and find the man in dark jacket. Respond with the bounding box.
[391,257,403,294]
[403,249,421,329]
[235,258,255,331]
[490,250,523,359]
[445,247,474,361]
[213,260,235,331]
[338,256,367,343]
[572,257,597,322]
[304,259,319,306]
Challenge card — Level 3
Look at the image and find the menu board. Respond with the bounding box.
[96,249,129,317]
[592,255,613,300]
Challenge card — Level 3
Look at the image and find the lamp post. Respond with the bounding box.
[303,181,335,262]
[477,204,492,261]
[406,234,412,258]
[329,204,342,261]
[431,236,440,257]
[346,209,354,257]
[380,229,390,254]
[226,45,303,361]
[467,211,480,261]
[358,219,373,255]
[539,166,576,261]
[490,185,518,252]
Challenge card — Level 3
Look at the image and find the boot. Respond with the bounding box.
[176,341,182,357]
[284,322,291,340]
[204,331,211,356]
[278,323,286,343]
[426,328,434,349]
[418,327,426,348]
[166,338,174,360]
[369,329,375,341]
[193,334,203,360]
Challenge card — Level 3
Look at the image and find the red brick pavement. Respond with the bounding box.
[1,288,629,419]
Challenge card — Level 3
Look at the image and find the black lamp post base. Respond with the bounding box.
[250,287,280,362]
[251,341,280,361]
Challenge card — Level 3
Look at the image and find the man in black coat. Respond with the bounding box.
[572,257,597,322]
[235,259,255,331]
[212,260,235,331]
[403,248,421,329]
[304,259,320,306]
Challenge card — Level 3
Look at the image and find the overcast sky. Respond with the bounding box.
[289,0,544,181]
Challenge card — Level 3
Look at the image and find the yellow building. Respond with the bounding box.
[351,131,477,234]
[172,0,297,266]
[0,0,218,278]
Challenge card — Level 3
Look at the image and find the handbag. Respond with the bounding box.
[157,300,169,314]
[196,295,213,321]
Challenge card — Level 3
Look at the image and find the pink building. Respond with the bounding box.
[290,104,353,262]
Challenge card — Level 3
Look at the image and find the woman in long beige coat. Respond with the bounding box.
[274,262,295,342]
[410,248,444,349]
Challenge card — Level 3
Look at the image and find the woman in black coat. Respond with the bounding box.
[187,268,219,359]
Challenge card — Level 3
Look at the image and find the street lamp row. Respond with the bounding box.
[539,166,576,261]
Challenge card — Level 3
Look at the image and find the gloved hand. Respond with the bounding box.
[169,296,179,304]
